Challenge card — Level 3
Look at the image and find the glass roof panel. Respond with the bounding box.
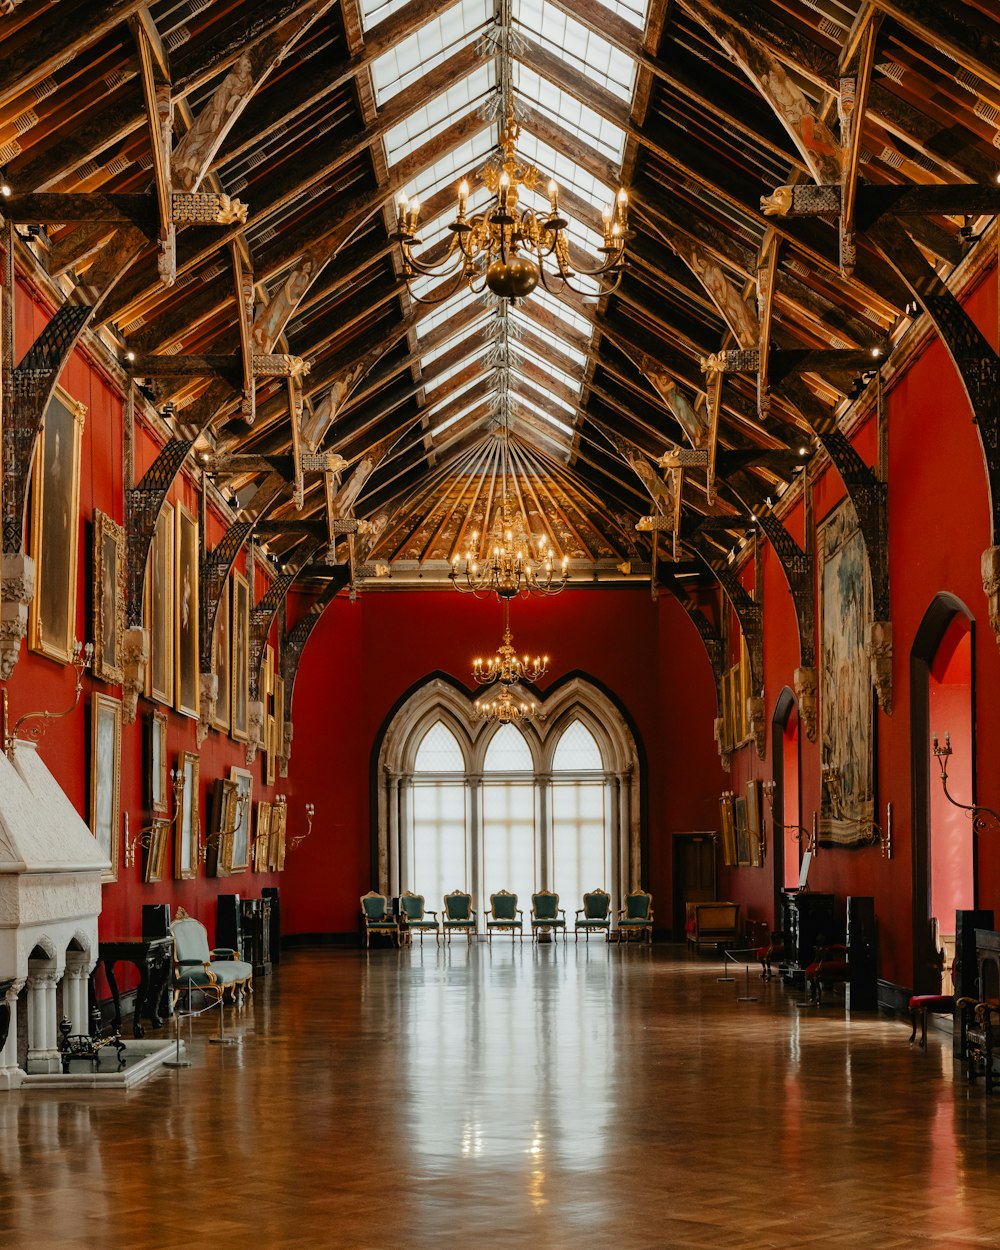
[400,131,495,203]
[516,131,614,214]
[530,286,594,340]
[515,392,574,435]
[514,0,636,102]
[384,65,495,164]
[421,313,492,366]
[515,65,626,163]
[358,0,409,31]
[510,310,588,366]
[433,395,485,435]
[516,372,576,415]
[416,289,479,338]
[425,343,491,390]
[372,1,492,105]
[515,342,579,393]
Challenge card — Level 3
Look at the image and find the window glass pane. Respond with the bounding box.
[414,720,466,771]
[552,719,604,770]
[551,781,606,909]
[514,0,636,102]
[515,65,626,163]
[372,1,492,105]
[384,66,495,164]
[412,782,468,905]
[481,782,535,917]
[483,723,533,771]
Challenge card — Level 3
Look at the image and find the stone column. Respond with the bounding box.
[0,979,24,1088]
[26,973,60,1074]
[468,774,481,925]
[387,773,402,896]
[537,772,551,887]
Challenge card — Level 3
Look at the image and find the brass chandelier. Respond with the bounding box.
[392,0,630,304]
[472,600,549,685]
[476,684,538,725]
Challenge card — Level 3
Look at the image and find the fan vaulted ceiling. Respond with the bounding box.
[2,0,999,594]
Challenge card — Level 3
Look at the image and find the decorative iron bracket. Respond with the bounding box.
[689,542,764,699]
[280,568,350,713]
[125,438,196,628]
[3,302,91,553]
[199,521,255,671]
[248,542,323,701]
[754,510,815,668]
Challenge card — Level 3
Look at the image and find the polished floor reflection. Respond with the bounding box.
[2,943,999,1249]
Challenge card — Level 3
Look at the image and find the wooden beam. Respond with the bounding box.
[872,1,1000,98]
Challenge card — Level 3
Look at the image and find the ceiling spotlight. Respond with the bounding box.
[125,350,136,362]
[0,180,10,199]
[870,346,883,358]
[798,446,808,456]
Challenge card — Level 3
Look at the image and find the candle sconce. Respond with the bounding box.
[290,800,315,851]
[762,781,820,855]
[2,640,93,759]
[932,732,1000,835]
[125,769,186,871]
[821,763,892,858]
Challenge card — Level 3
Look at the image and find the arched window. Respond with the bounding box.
[551,720,609,914]
[410,721,468,915]
[376,677,640,921]
[481,724,535,918]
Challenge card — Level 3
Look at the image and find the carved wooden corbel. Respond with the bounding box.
[277,720,293,778]
[121,626,149,725]
[197,672,218,746]
[245,699,265,766]
[866,619,893,717]
[252,353,309,379]
[982,548,1000,651]
[793,666,818,741]
[171,192,248,224]
[746,695,767,760]
[0,554,35,681]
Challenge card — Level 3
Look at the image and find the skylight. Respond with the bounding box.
[425,343,491,390]
[420,313,492,366]
[372,1,492,105]
[516,131,615,214]
[510,309,588,366]
[399,132,494,203]
[383,66,495,164]
[515,341,579,393]
[516,391,575,435]
[514,0,636,102]
[515,65,626,163]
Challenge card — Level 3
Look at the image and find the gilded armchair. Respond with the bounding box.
[617,890,654,944]
[574,888,612,942]
[531,889,566,940]
[360,891,399,948]
[442,890,477,943]
[486,889,523,941]
[398,891,439,945]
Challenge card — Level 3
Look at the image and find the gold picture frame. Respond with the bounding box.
[143,819,170,884]
[148,709,168,815]
[212,576,231,732]
[174,502,200,719]
[29,386,86,664]
[89,693,121,883]
[735,794,751,866]
[145,502,174,704]
[273,674,285,764]
[224,765,253,874]
[175,750,200,880]
[92,509,125,684]
[231,569,249,742]
[254,800,272,873]
[264,643,275,786]
[718,793,736,869]
[270,797,287,872]
[746,779,764,868]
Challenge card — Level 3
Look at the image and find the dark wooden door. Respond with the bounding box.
[672,834,716,939]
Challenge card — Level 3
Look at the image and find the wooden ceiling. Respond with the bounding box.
[2,0,999,594]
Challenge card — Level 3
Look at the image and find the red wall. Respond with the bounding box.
[723,257,1000,989]
[9,275,285,962]
[281,586,724,935]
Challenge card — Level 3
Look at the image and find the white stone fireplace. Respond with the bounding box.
[0,740,107,1088]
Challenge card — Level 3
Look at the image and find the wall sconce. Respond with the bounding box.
[125,769,185,870]
[762,780,819,855]
[273,795,316,855]
[932,732,1000,834]
[822,762,892,857]
[2,640,93,759]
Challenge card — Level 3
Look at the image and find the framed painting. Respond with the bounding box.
[224,765,253,874]
[143,819,170,884]
[270,796,287,872]
[89,693,121,883]
[147,709,168,815]
[746,779,764,868]
[818,497,874,847]
[29,386,85,664]
[734,794,751,866]
[273,674,285,764]
[212,576,231,732]
[231,570,249,742]
[174,502,200,718]
[175,750,200,880]
[264,643,275,785]
[145,502,174,705]
[254,800,272,873]
[92,509,125,684]
[718,793,736,869]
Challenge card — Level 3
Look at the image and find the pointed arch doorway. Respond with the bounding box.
[910,595,976,993]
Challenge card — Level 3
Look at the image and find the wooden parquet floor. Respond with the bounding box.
[2,942,999,1249]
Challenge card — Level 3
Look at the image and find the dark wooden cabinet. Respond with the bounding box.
[262,887,281,967]
[242,898,272,976]
[781,891,837,973]
[846,895,877,1010]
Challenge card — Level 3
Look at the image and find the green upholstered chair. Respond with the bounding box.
[574,888,612,942]
[530,889,566,940]
[618,890,654,944]
[398,891,439,945]
[360,891,399,948]
[171,908,253,1005]
[486,889,523,941]
[442,890,477,943]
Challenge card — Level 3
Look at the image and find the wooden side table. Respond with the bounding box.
[93,937,174,1038]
